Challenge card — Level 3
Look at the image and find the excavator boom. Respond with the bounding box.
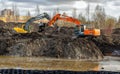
[24,13,50,31]
[58,17,81,25]
[48,14,61,26]
[48,14,81,26]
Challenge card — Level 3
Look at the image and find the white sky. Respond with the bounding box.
[0,0,120,19]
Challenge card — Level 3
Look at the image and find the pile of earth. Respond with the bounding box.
[93,32,120,55]
[0,32,103,60]
[0,21,120,60]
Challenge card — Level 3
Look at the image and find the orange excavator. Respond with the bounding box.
[48,14,80,26]
[47,14,100,37]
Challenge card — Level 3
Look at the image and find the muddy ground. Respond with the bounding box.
[0,56,99,71]
[0,21,120,60]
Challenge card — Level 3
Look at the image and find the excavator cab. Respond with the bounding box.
[75,24,100,37]
[80,25,86,35]
[74,25,86,36]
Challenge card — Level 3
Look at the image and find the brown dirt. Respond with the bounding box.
[0,21,119,60]
[92,30,120,55]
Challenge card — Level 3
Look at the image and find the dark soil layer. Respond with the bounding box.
[0,21,119,60]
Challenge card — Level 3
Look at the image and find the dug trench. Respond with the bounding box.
[0,21,120,60]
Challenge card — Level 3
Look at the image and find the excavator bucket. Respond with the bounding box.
[13,27,28,33]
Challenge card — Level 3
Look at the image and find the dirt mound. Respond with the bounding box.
[0,21,120,60]
[0,32,103,60]
[0,20,5,29]
[0,27,103,60]
[92,34,120,55]
[113,28,120,34]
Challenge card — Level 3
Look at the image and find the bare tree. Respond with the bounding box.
[12,4,19,22]
[26,10,31,20]
[1,0,6,10]
[78,13,86,24]
[53,8,59,16]
[86,3,90,24]
[72,8,77,18]
[56,8,59,14]
[12,4,18,16]
[53,9,56,16]
[63,12,67,16]
[105,16,116,35]
[12,4,15,16]
[92,5,106,28]
[27,10,31,17]
[35,4,40,16]
[116,16,120,28]
[118,16,120,24]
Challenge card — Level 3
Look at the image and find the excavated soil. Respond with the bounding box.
[0,21,120,60]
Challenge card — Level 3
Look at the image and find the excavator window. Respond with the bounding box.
[81,25,84,32]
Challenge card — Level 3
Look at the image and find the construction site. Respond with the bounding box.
[0,0,120,73]
[0,12,120,71]
[0,20,120,58]
[0,12,120,58]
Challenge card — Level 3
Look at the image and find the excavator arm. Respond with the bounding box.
[24,13,50,31]
[13,13,50,33]
[48,14,61,26]
[58,17,81,26]
[48,14,81,27]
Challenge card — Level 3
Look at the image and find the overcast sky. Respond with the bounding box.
[0,0,120,18]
